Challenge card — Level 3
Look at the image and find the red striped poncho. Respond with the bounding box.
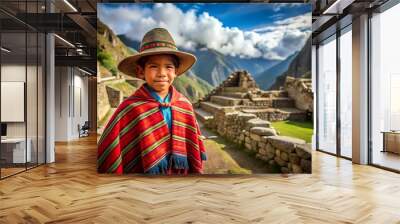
[97,84,207,174]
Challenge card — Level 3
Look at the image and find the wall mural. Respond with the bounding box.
[97,3,313,174]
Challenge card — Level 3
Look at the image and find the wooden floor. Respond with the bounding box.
[0,136,400,223]
[1,163,44,178]
[373,151,400,171]
[1,167,26,178]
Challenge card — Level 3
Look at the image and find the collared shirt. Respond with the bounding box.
[144,84,172,131]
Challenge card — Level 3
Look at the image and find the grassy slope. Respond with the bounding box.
[173,74,213,103]
[107,81,136,97]
[201,124,272,174]
[98,108,115,130]
[97,19,136,77]
[271,120,313,143]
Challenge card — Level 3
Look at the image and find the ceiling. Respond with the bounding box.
[1,0,395,74]
[0,0,97,74]
[311,0,390,43]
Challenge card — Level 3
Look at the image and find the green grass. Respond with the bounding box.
[107,81,136,97]
[97,49,118,76]
[98,108,114,129]
[271,120,313,143]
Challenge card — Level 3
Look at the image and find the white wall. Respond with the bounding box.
[55,67,89,141]
[1,64,26,81]
[72,72,89,138]
[55,66,69,141]
[1,64,27,138]
[1,63,46,164]
[312,45,316,150]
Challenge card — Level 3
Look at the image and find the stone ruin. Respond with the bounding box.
[195,70,312,173]
[196,70,312,124]
[97,70,145,134]
[285,76,313,113]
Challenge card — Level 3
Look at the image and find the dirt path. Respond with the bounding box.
[199,121,271,174]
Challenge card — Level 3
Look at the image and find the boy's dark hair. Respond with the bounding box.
[137,54,180,69]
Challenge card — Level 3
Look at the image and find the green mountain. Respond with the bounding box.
[97,19,136,77]
[97,19,140,130]
[118,35,140,51]
[227,56,279,77]
[173,70,213,103]
[284,36,312,78]
[254,52,298,90]
[269,36,312,90]
[190,48,241,86]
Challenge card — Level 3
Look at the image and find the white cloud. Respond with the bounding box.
[250,13,311,59]
[271,3,304,12]
[98,3,311,60]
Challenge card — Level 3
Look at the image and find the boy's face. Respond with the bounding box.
[136,55,177,96]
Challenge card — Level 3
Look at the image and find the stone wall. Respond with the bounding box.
[97,82,111,123]
[202,70,258,101]
[255,136,311,173]
[195,70,312,173]
[285,76,313,112]
[106,86,123,108]
[97,77,140,131]
[126,78,145,88]
[202,110,312,173]
[243,109,306,122]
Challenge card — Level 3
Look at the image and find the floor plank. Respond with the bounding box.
[0,135,399,223]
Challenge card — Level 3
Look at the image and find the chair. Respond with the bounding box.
[78,121,90,138]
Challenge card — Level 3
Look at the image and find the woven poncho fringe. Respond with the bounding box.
[97,85,207,174]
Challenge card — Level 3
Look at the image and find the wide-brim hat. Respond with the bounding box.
[118,28,197,78]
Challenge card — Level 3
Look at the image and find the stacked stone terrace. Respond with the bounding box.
[195,70,312,173]
[196,70,308,125]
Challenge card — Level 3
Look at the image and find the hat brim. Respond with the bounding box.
[117,47,197,78]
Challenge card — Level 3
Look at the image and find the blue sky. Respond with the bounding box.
[98,3,311,60]
[177,3,311,31]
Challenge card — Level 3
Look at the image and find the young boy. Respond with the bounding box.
[97,28,207,174]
